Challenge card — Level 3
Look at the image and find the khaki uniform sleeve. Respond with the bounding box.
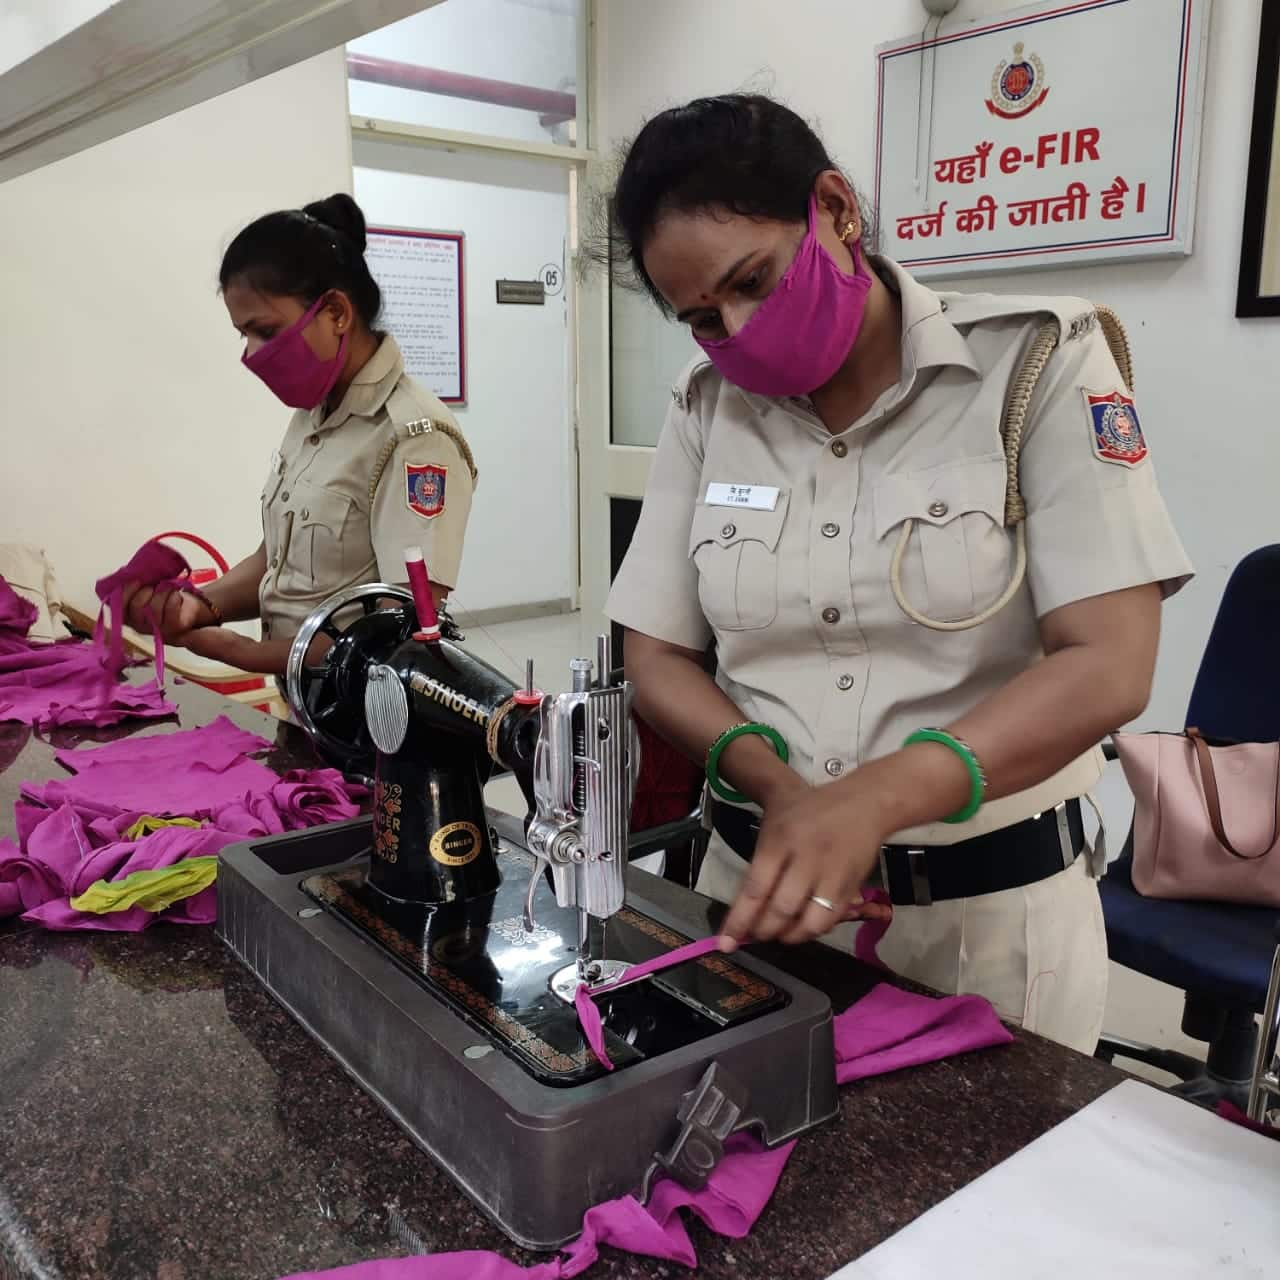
[371,430,474,590]
[606,396,712,651]
[1018,321,1193,617]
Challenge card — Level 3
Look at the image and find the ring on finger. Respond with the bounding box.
[809,894,839,912]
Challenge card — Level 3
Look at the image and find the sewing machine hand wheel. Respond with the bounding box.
[286,582,414,772]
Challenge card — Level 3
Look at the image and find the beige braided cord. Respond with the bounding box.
[890,316,1060,632]
[1095,304,1134,391]
[368,420,480,507]
[368,436,399,506]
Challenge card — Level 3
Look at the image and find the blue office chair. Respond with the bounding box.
[1096,545,1280,1106]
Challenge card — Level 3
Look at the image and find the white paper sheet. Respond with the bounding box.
[830,1080,1280,1280]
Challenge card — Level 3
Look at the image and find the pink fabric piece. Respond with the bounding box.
[28,716,276,816]
[574,937,722,1070]
[22,821,234,932]
[852,888,891,969]
[279,1133,793,1280]
[93,538,190,681]
[2,719,364,929]
[215,769,365,836]
[1216,1100,1280,1142]
[0,578,38,640]
[52,716,269,774]
[833,982,1013,1083]
[0,637,174,730]
[0,568,177,731]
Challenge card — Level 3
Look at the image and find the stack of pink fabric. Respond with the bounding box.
[1,716,365,930]
[0,541,190,730]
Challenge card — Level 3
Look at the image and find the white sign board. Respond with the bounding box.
[366,226,466,404]
[874,0,1211,279]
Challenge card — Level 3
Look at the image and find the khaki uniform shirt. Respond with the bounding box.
[607,259,1193,845]
[259,334,475,638]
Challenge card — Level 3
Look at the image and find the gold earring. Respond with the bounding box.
[839,221,858,243]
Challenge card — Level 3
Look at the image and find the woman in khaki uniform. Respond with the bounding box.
[604,95,1192,1052]
[119,193,475,675]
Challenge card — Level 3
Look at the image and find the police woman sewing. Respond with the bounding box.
[605,96,1192,1052]
[118,193,476,675]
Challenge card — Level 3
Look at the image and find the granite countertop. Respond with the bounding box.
[0,680,1126,1280]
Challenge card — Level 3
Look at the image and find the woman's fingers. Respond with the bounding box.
[718,845,787,950]
[747,853,822,942]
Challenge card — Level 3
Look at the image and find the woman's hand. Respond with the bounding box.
[719,770,895,950]
[119,583,215,642]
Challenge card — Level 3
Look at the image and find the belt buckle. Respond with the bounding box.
[1053,801,1074,870]
[880,847,932,906]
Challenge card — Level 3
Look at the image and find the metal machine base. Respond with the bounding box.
[217,815,838,1250]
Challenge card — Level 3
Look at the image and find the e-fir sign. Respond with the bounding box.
[874,0,1211,279]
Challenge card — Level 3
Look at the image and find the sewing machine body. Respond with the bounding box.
[216,584,838,1248]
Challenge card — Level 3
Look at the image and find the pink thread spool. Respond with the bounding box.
[404,547,440,642]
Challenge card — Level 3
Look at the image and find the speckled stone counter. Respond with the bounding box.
[0,681,1125,1280]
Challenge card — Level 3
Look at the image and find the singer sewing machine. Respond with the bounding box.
[216,559,837,1249]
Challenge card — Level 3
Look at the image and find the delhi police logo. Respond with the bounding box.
[1085,389,1148,467]
[406,462,447,520]
[986,42,1050,119]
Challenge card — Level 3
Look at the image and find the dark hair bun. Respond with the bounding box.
[303,193,368,254]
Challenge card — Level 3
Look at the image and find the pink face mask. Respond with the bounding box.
[695,193,873,398]
[242,294,349,409]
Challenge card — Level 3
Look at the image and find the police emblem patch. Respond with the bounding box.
[406,462,447,519]
[986,42,1050,119]
[1084,389,1148,467]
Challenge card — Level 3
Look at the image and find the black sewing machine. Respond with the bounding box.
[216,558,837,1249]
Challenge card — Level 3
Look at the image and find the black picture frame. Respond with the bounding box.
[1238,0,1280,316]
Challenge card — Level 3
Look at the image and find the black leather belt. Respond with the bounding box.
[712,799,1085,907]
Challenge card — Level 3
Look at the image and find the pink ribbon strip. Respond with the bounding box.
[574,937,722,1071]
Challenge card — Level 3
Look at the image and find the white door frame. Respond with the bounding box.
[574,0,659,629]
[348,2,596,615]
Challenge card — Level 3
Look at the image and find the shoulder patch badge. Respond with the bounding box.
[406,462,447,519]
[1083,388,1147,467]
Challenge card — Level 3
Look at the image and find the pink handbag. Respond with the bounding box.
[1114,728,1280,908]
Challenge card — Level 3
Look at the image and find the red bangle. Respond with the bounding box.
[184,585,225,626]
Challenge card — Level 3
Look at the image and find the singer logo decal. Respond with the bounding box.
[409,672,489,725]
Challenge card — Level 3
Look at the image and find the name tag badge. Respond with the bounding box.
[705,483,780,512]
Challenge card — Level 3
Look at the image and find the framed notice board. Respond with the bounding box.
[366,226,466,404]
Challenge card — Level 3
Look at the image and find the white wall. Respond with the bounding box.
[354,137,575,613]
[600,0,1280,836]
[0,50,353,606]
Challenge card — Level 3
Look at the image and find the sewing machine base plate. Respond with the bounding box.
[217,814,838,1250]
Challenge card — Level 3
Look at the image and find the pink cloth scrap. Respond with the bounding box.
[27,716,276,816]
[280,1132,794,1280]
[852,887,891,969]
[0,578,37,640]
[93,538,191,682]
[2,717,364,930]
[1216,1100,1280,1142]
[833,981,1013,1083]
[0,570,176,730]
[574,938,721,1071]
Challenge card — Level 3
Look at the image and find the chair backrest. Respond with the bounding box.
[1186,545,1280,743]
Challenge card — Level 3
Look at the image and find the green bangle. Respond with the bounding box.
[904,729,987,825]
[706,722,789,805]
